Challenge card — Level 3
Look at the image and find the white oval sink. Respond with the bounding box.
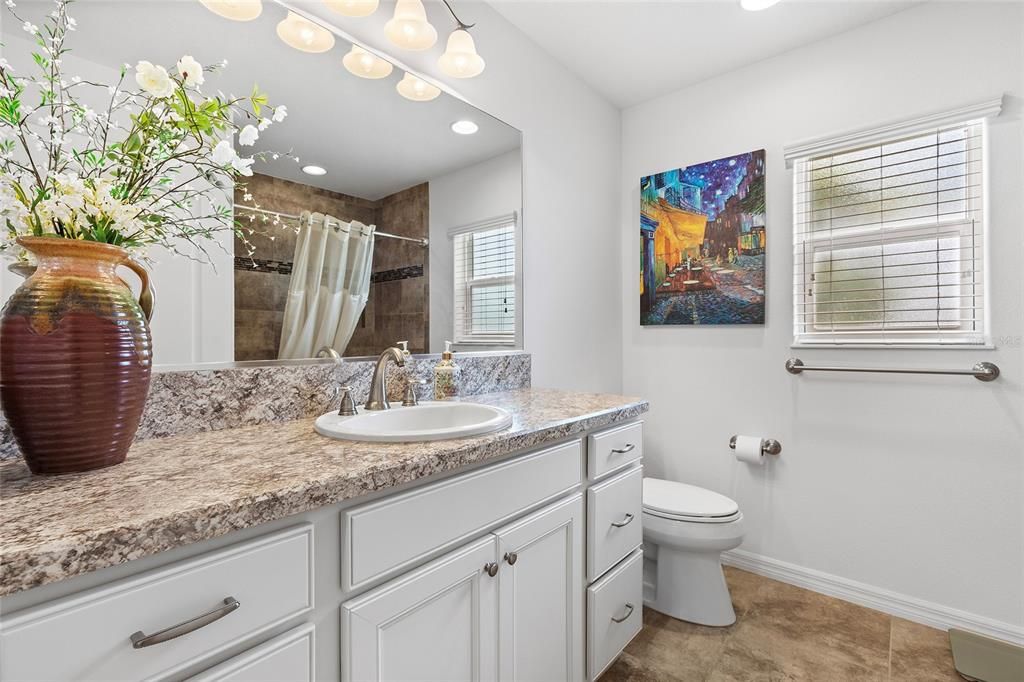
[315,401,513,442]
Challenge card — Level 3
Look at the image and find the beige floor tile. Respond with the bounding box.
[724,566,764,616]
[889,618,961,682]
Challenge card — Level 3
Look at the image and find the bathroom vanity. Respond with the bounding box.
[0,389,647,682]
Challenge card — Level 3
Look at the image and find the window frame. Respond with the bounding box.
[786,99,1000,349]
[450,214,518,347]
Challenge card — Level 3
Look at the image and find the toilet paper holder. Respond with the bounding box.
[729,436,782,456]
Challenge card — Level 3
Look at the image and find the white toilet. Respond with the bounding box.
[642,477,745,626]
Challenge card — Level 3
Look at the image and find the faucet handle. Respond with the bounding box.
[396,341,410,356]
[402,378,428,407]
[337,386,358,416]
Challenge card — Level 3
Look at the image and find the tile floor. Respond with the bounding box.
[600,567,962,682]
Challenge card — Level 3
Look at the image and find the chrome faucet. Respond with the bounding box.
[365,346,406,411]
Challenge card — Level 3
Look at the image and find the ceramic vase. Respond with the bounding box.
[0,237,154,474]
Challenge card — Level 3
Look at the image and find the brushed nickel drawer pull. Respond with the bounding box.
[611,513,634,528]
[610,444,635,455]
[130,597,240,649]
[484,562,499,577]
[611,603,635,623]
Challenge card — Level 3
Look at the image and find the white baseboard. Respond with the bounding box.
[722,548,1024,646]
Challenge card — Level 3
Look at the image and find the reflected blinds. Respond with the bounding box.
[452,214,517,344]
[792,119,987,346]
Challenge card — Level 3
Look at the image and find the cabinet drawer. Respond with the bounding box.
[587,465,643,582]
[587,549,643,682]
[0,525,313,682]
[189,624,315,682]
[342,439,582,591]
[588,421,643,481]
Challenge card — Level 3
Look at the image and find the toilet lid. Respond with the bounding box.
[642,478,739,519]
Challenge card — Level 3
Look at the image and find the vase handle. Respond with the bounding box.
[123,258,155,322]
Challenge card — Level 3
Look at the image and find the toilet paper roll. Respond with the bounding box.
[733,435,764,465]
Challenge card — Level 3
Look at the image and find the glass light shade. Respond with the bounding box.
[396,73,440,102]
[384,0,437,51]
[199,0,262,21]
[325,0,379,18]
[342,46,394,79]
[276,11,336,53]
[438,29,485,78]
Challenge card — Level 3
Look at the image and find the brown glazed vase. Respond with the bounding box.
[0,237,154,474]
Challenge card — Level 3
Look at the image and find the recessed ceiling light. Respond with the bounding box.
[451,120,479,135]
[740,0,781,10]
[302,165,328,176]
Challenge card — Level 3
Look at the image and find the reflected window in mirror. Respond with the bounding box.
[452,214,518,346]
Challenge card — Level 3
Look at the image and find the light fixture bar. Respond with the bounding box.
[441,0,474,31]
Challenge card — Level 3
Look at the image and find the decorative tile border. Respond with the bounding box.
[234,256,293,275]
[232,259,424,284]
[0,352,531,460]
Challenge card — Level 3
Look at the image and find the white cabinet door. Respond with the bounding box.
[341,536,499,682]
[494,494,585,682]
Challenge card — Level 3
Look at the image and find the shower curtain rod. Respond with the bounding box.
[233,205,429,246]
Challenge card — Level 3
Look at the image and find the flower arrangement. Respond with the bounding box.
[0,0,287,262]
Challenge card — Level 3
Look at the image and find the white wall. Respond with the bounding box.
[428,150,523,352]
[297,1,623,393]
[621,1,1024,635]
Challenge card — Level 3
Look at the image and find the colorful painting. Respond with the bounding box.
[640,150,766,325]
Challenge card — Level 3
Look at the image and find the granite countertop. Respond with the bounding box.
[0,388,647,597]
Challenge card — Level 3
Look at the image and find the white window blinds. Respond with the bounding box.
[452,214,517,345]
[790,107,996,347]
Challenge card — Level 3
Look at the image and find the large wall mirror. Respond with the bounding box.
[0,0,523,367]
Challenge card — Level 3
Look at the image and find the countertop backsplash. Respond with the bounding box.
[0,351,531,460]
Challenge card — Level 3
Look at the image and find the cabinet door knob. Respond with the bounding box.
[129,597,240,649]
[611,513,635,528]
[504,552,518,565]
[611,602,635,624]
[484,562,499,577]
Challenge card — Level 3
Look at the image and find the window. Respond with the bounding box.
[788,100,1000,347]
[452,213,517,345]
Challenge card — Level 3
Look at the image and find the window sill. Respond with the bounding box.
[790,342,995,351]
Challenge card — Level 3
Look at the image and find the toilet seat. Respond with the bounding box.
[642,478,740,524]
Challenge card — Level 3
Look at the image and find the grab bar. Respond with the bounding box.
[785,358,1000,382]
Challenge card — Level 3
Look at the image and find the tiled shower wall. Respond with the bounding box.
[234,174,429,361]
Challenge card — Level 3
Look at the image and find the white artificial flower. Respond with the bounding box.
[210,139,235,166]
[66,16,76,30]
[238,124,258,146]
[71,75,81,83]
[272,105,287,123]
[107,85,116,95]
[22,21,38,35]
[176,55,204,87]
[0,58,12,72]
[257,117,271,131]
[242,191,253,202]
[232,156,254,177]
[5,1,17,9]
[135,61,175,98]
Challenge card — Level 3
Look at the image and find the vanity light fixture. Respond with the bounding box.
[450,120,478,135]
[396,72,440,102]
[740,0,781,10]
[199,0,262,21]
[384,0,438,51]
[342,46,394,79]
[438,29,484,78]
[302,165,328,176]
[325,0,379,18]
[277,11,336,53]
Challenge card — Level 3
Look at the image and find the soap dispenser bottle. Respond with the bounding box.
[434,341,460,400]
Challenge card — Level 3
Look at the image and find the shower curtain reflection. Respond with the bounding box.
[278,212,375,359]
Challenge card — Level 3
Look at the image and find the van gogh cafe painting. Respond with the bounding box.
[640,150,767,326]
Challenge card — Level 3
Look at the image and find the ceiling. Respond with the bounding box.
[491,0,919,108]
[5,0,521,200]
